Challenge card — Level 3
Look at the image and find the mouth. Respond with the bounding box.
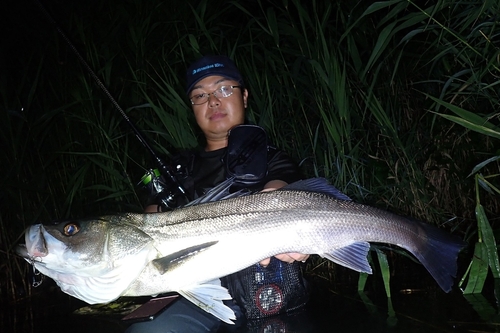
[209,112,227,121]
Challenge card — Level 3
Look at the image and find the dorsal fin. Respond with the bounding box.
[281,178,352,201]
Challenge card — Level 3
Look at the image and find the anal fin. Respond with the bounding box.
[321,242,372,273]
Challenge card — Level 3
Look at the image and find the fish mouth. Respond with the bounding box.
[16,242,45,263]
[21,224,48,258]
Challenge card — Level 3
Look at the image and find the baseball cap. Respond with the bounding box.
[185,55,244,94]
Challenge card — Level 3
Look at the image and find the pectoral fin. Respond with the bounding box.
[178,280,236,324]
[322,242,372,273]
[153,241,218,274]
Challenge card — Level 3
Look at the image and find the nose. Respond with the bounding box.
[207,93,221,107]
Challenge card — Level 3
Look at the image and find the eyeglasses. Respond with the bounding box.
[190,85,242,105]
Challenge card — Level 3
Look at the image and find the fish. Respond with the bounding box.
[16,178,465,324]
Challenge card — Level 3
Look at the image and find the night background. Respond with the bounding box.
[1,0,499,332]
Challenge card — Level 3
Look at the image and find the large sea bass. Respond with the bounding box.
[16,178,464,323]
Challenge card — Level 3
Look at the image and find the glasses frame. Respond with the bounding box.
[190,85,242,105]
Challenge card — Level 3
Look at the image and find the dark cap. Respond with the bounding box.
[185,55,244,94]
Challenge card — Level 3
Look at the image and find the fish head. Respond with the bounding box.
[16,215,158,304]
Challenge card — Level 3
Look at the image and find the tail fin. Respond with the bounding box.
[412,222,466,292]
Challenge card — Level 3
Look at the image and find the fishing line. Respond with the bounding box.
[32,0,186,196]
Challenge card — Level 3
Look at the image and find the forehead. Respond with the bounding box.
[190,75,239,91]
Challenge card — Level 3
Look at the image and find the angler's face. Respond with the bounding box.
[189,75,248,142]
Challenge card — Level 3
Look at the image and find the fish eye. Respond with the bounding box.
[63,222,80,236]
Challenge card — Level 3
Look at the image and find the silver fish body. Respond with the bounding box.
[16,179,464,323]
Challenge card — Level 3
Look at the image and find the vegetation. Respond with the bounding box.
[1,0,499,302]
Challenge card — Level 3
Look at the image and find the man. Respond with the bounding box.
[134,55,310,331]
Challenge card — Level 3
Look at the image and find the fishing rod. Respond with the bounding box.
[32,0,187,207]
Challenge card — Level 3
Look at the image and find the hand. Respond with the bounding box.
[259,253,310,267]
[144,204,162,213]
[261,179,288,192]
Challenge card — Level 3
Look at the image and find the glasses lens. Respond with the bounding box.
[218,86,233,98]
[191,93,207,105]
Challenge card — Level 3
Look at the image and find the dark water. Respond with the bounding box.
[2,274,499,333]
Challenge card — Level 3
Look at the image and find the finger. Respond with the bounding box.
[259,257,271,267]
[286,253,310,262]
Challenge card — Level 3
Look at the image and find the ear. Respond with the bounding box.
[243,88,249,108]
